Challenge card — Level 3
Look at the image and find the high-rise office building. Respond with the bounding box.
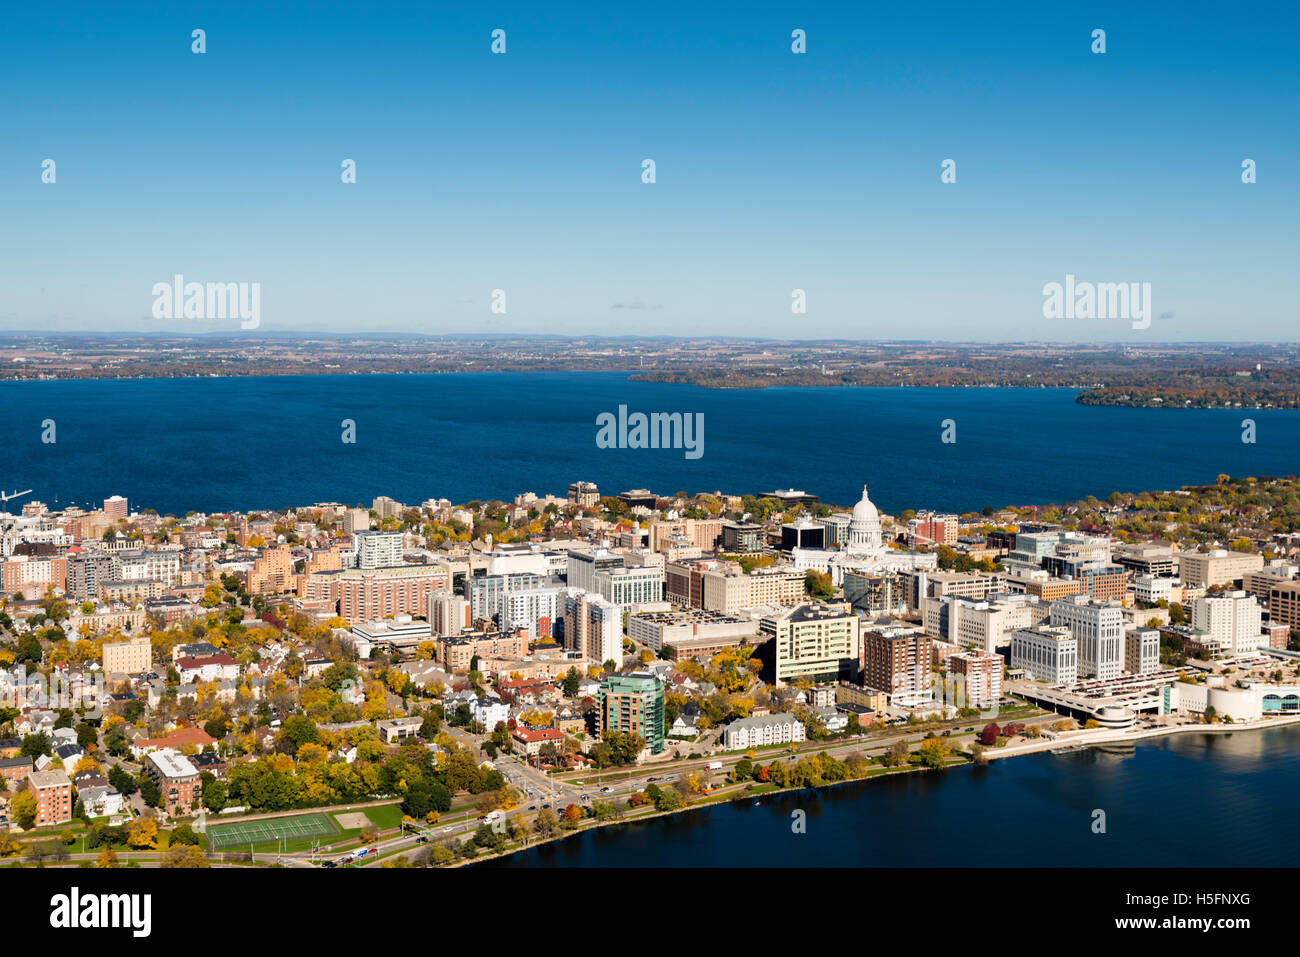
[1049,595,1124,681]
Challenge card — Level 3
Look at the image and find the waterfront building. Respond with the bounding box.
[1010,625,1078,685]
[1192,590,1263,657]
[859,626,932,705]
[947,651,1003,708]
[597,672,666,754]
[1124,626,1160,675]
[567,481,600,508]
[342,508,370,534]
[1049,595,1125,681]
[723,713,805,750]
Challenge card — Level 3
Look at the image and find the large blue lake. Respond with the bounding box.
[0,372,1295,515]
[484,725,1300,867]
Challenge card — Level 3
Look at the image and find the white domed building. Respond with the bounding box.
[792,484,937,586]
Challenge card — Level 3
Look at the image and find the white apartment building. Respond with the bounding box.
[1192,590,1263,657]
[117,550,182,584]
[723,713,806,751]
[1049,595,1124,681]
[566,548,625,594]
[1132,575,1177,605]
[923,595,1031,654]
[764,602,862,687]
[593,565,663,607]
[354,530,403,569]
[1010,626,1078,685]
[499,586,561,642]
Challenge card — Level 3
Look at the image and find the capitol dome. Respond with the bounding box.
[851,485,879,524]
[847,485,883,554]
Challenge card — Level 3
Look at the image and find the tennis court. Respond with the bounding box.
[207,812,340,850]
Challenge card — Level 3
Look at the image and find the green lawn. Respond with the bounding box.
[363,804,404,829]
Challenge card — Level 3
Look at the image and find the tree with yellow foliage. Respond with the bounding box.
[297,742,329,764]
[160,845,208,868]
[522,709,553,728]
[97,846,120,868]
[73,755,103,776]
[126,816,159,849]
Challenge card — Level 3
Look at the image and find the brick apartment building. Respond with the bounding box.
[27,769,74,826]
[144,750,202,815]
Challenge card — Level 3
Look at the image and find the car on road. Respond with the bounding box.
[321,860,337,868]
[600,786,613,793]
[415,836,428,844]
[527,805,536,810]
[442,825,455,832]
[647,776,658,782]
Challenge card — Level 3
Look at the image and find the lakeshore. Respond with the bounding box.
[467,713,1300,868]
[474,716,1300,868]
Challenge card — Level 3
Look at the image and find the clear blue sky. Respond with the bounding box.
[1,1,1296,340]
